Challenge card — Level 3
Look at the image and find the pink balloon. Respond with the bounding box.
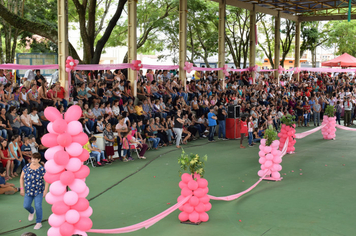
[199,195,210,204]
[195,202,205,213]
[259,157,266,164]
[177,195,185,203]
[60,171,75,186]
[67,121,83,136]
[189,196,200,206]
[60,222,74,236]
[277,133,282,138]
[47,122,58,134]
[264,146,272,153]
[64,191,79,206]
[71,198,90,212]
[273,157,282,164]
[187,180,198,190]
[41,133,59,148]
[179,181,187,189]
[181,173,192,183]
[178,212,189,222]
[189,211,200,223]
[64,105,83,123]
[45,192,63,205]
[260,139,266,146]
[50,180,66,196]
[272,171,281,179]
[57,133,73,147]
[65,209,80,224]
[52,201,70,215]
[73,230,88,236]
[65,142,83,156]
[45,159,65,174]
[202,187,209,195]
[45,146,64,161]
[271,140,280,148]
[258,170,266,177]
[181,187,192,197]
[44,172,62,184]
[77,186,89,198]
[65,157,82,172]
[74,165,90,179]
[197,178,208,188]
[290,147,295,152]
[79,206,93,218]
[265,154,274,160]
[48,213,66,227]
[54,150,70,166]
[74,149,90,162]
[47,227,61,236]
[261,164,267,170]
[259,145,265,151]
[69,179,87,193]
[183,203,194,213]
[194,188,205,198]
[204,202,212,211]
[265,160,273,168]
[75,217,93,232]
[72,133,89,146]
[199,212,209,222]
[52,119,68,134]
[45,107,63,122]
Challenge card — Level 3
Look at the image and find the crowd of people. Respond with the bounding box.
[0,67,355,231]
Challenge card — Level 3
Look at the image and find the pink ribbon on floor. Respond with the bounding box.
[280,138,289,157]
[294,124,326,139]
[88,195,191,234]
[335,124,356,131]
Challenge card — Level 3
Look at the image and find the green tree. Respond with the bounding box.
[324,20,356,57]
[258,15,275,69]
[280,19,295,67]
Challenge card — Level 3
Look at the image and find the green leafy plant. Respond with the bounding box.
[264,126,278,146]
[280,114,296,127]
[324,105,335,117]
[178,149,207,178]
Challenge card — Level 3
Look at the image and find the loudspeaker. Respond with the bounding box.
[228,105,240,118]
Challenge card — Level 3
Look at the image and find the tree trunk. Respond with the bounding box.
[312,48,316,68]
[0,27,3,64]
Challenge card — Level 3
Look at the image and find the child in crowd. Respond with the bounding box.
[0,167,19,194]
[247,116,254,147]
[20,153,48,230]
[103,123,115,163]
[21,137,33,163]
[87,109,95,121]
[240,116,247,149]
[122,131,134,162]
[303,110,308,127]
[87,136,108,166]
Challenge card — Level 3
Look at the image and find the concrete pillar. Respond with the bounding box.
[128,0,137,96]
[249,4,256,84]
[294,21,301,81]
[58,0,68,99]
[274,11,281,83]
[179,0,187,89]
[218,0,226,87]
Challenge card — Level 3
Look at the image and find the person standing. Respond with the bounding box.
[173,109,185,148]
[217,103,227,140]
[207,107,217,142]
[344,97,352,127]
[313,100,321,126]
[20,153,48,230]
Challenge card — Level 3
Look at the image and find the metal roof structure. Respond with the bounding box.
[214,0,356,21]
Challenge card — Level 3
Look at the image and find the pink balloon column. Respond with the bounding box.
[321,116,336,140]
[258,139,283,181]
[177,173,211,223]
[278,124,296,154]
[42,106,93,236]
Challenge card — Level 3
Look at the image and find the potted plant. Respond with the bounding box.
[321,105,336,140]
[177,150,210,224]
[278,114,296,153]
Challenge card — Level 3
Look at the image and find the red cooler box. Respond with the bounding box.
[226,118,241,139]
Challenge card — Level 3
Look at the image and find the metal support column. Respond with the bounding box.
[179,0,187,89]
[294,21,301,81]
[274,11,281,83]
[128,0,137,97]
[58,0,68,99]
[218,0,226,87]
[249,4,256,84]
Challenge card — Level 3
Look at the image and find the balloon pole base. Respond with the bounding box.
[263,177,283,181]
[181,220,202,225]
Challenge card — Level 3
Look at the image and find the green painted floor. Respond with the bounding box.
[1,126,355,236]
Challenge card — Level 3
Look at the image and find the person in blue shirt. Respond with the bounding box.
[207,107,217,142]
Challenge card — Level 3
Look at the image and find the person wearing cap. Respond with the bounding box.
[207,106,217,142]
[344,97,352,127]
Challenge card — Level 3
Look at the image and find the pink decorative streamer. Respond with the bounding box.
[335,124,356,131]
[142,64,179,70]
[0,64,59,70]
[88,195,191,234]
[280,138,289,157]
[294,124,326,139]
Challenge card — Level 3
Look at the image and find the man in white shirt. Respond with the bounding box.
[23,69,35,83]
[0,69,7,85]
[344,97,352,127]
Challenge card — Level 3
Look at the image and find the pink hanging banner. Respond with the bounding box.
[192,67,223,72]
[88,195,191,234]
[76,63,132,71]
[142,64,179,70]
[260,69,277,72]
[295,124,325,139]
[0,64,59,70]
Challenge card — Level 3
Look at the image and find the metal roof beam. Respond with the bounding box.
[299,14,356,21]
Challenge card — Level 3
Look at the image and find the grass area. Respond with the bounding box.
[0,126,355,236]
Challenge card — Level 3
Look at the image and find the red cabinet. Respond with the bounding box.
[226,118,241,139]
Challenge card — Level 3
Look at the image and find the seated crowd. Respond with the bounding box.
[0,67,355,183]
